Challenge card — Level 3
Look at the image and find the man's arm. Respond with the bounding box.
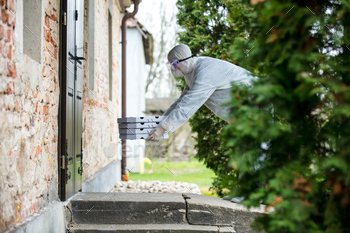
[160,81,216,133]
[162,85,190,116]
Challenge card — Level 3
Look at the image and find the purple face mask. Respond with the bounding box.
[166,56,193,71]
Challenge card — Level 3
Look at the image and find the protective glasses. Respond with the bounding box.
[166,56,193,71]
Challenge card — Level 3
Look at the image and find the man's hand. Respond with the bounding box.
[146,125,166,141]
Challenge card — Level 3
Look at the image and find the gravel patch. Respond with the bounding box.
[111,180,202,194]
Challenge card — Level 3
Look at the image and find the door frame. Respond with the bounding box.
[58,0,68,201]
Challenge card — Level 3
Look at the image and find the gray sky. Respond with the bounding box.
[128,0,179,99]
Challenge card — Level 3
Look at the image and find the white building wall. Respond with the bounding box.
[118,27,147,174]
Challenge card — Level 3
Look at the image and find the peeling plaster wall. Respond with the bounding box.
[81,0,121,181]
[0,0,123,231]
[0,0,60,230]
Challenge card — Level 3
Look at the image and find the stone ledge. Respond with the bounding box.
[183,193,266,232]
[70,193,187,225]
[68,192,266,232]
[68,223,234,233]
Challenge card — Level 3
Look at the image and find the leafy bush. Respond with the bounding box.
[177,0,350,232]
[176,0,255,196]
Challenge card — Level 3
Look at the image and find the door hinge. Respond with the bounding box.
[61,155,65,169]
[75,10,78,21]
[63,12,66,25]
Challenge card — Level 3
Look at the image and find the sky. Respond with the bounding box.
[127,0,180,99]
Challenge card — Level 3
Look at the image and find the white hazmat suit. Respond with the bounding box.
[146,44,256,141]
[147,44,265,204]
[159,44,255,134]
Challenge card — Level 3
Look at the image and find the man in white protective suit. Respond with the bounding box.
[146,44,255,141]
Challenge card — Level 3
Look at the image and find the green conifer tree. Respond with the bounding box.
[176,0,254,196]
[177,0,350,231]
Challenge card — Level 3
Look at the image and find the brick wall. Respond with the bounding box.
[0,0,59,230]
[0,0,123,230]
[81,0,121,180]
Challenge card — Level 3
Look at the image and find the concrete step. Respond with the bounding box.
[70,193,187,225]
[182,193,266,226]
[67,224,235,232]
[68,192,266,233]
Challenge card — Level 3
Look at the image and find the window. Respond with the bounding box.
[23,0,42,63]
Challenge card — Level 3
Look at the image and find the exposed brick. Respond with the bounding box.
[6,82,13,94]
[0,0,5,6]
[44,28,51,43]
[43,105,49,115]
[7,45,11,60]
[45,15,50,28]
[52,135,56,142]
[5,28,12,43]
[0,24,4,40]
[7,62,16,78]
[1,8,8,24]
[51,33,58,47]
[53,48,57,59]
[49,19,58,35]
[0,41,4,57]
[15,100,18,111]
[35,145,41,157]
[51,10,58,22]
[42,65,50,77]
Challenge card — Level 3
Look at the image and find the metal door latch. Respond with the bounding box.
[61,155,65,169]
[68,52,85,64]
[63,12,66,25]
[66,171,71,182]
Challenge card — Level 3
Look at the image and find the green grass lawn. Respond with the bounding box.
[129,157,220,197]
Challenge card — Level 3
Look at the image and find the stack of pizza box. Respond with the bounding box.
[118,116,168,140]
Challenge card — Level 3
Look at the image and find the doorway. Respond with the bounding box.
[58,0,84,201]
